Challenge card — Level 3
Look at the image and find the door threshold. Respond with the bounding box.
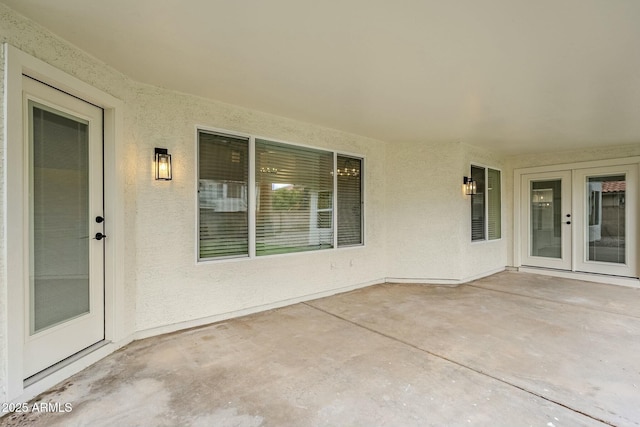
[518,266,640,288]
[24,340,109,387]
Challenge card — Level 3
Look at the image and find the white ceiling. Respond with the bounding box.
[4,0,640,154]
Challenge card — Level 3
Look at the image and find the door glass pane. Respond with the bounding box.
[587,175,625,264]
[30,102,90,333]
[530,179,562,258]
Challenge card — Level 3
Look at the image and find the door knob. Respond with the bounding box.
[565,221,571,225]
[94,232,107,240]
[96,216,104,223]
[566,214,571,217]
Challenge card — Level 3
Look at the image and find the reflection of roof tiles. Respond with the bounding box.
[602,181,625,193]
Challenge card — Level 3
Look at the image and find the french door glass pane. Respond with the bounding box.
[530,179,562,258]
[198,131,249,259]
[587,175,625,264]
[30,103,90,333]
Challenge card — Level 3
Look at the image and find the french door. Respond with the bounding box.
[521,171,572,270]
[23,76,105,378]
[521,165,637,277]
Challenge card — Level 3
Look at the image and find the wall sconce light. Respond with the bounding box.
[463,176,476,195]
[155,148,172,181]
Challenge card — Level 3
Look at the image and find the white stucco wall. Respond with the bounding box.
[385,142,466,281]
[385,141,507,282]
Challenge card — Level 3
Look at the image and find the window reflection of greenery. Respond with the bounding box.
[272,186,309,211]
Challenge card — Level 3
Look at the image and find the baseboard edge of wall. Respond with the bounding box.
[386,267,506,286]
[517,266,640,288]
[134,277,386,341]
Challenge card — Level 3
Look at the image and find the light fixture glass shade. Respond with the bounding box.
[155,148,172,180]
[463,177,476,195]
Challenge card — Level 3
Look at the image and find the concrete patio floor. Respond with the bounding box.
[2,271,640,426]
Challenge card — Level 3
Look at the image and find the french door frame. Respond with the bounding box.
[4,44,127,401]
[514,157,640,280]
[520,170,572,271]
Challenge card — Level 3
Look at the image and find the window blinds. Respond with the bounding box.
[337,155,363,246]
[198,131,249,259]
[487,168,501,239]
[255,139,334,256]
[471,165,486,241]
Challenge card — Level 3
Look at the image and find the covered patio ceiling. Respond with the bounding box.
[3,0,640,154]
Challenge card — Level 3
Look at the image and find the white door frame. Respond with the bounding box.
[572,164,637,277]
[4,44,129,401]
[514,157,640,281]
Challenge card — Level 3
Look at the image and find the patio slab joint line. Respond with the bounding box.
[303,302,616,427]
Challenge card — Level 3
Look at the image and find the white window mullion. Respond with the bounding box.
[333,152,338,249]
[248,136,256,258]
[485,168,489,240]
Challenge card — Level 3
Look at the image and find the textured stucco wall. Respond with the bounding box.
[385,142,466,281]
[504,143,640,267]
[385,141,507,282]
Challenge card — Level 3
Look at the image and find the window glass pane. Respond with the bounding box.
[256,139,333,255]
[487,168,501,240]
[198,131,249,259]
[471,166,485,241]
[337,155,363,246]
[530,179,562,258]
[587,174,625,264]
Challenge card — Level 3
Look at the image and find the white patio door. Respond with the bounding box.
[521,165,637,278]
[23,76,105,378]
[573,165,637,277]
[521,171,573,270]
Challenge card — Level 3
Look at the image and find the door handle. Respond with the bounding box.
[94,232,107,240]
[96,216,104,223]
[565,221,571,225]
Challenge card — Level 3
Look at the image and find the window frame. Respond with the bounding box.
[469,164,502,243]
[196,126,365,262]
